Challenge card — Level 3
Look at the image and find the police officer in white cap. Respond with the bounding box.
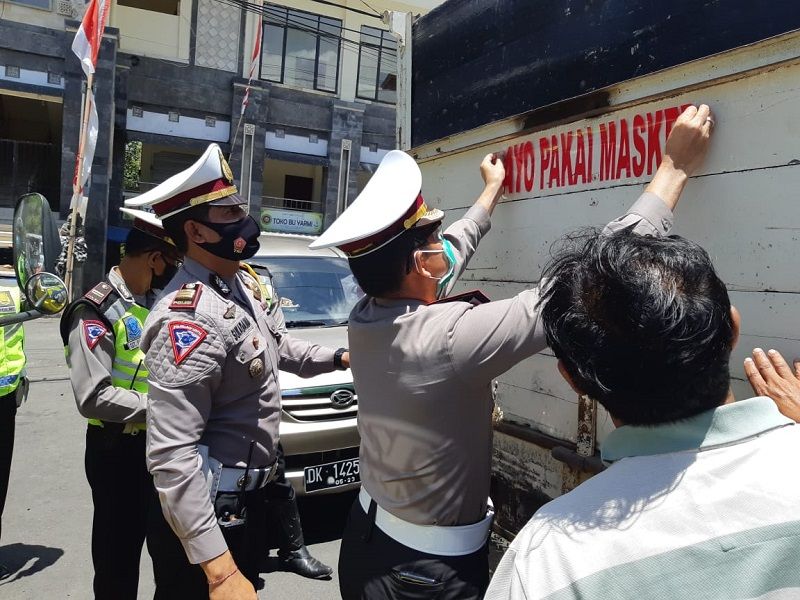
[60,208,180,600]
[127,143,347,599]
[312,105,714,599]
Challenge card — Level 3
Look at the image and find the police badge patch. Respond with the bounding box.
[83,320,108,350]
[123,316,143,350]
[168,321,208,365]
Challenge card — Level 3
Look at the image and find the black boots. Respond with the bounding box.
[273,496,333,580]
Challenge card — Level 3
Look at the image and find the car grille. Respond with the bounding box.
[284,446,360,471]
[281,384,358,421]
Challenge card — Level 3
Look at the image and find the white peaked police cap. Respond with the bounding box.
[309,150,444,257]
[124,143,243,220]
[119,207,174,247]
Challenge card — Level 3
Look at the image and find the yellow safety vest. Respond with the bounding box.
[0,285,26,397]
[88,299,148,432]
[62,286,148,432]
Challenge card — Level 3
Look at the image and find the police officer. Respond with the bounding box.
[0,258,26,581]
[240,263,333,580]
[125,143,347,599]
[311,105,715,599]
[60,209,180,599]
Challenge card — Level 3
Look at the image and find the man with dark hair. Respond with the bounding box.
[126,143,347,599]
[311,105,714,600]
[60,209,180,600]
[485,233,800,598]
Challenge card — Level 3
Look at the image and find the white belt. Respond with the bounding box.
[359,487,494,556]
[198,444,277,498]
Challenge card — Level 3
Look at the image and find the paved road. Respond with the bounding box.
[0,317,351,599]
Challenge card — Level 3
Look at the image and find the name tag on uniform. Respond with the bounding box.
[0,291,15,314]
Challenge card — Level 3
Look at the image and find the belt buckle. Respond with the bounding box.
[237,473,252,490]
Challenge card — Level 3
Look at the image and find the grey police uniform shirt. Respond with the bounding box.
[141,257,336,564]
[350,193,674,527]
[65,267,148,424]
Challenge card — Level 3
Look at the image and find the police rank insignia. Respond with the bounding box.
[210,274,231,296]
[168,321,207,365]
[83,320,108,350]
[123,316,142,350]
[85,281,114,306]
[248,358,264,378]
[0,291,14,314]
[170,283,202,310]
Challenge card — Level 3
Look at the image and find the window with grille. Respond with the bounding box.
[356,26,397,104]
[261,5,341,94]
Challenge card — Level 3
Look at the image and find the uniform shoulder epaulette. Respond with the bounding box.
[430,289,491,307]
[170,283,203,311]
[83,281,115,306]
[59,281,117,346]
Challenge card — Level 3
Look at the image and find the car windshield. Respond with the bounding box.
[249,256,363,327]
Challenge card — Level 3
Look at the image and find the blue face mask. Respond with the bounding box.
[416,234,457,299]
[436,238,457,298]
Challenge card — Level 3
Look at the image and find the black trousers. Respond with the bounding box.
[148,482,270,599]
[84,424,153,600]
[0,392,17,545]
[338,498,490,600]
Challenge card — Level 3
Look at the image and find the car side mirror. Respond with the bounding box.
[25,272,68,315]
[11,193,67,317]
[12,193,61,292]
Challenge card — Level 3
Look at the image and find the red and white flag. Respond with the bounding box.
[241,0,264,116]
[71,0,111,77]
[82,90,99,186]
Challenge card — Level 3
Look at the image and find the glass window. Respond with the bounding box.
[118,0,180,15]
[8,0,51,8]
[261,5,342,94]
[249,256,364,327]
[357,26,397,104]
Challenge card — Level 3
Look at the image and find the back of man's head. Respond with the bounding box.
[123,227,176,260]
[540,230,734,425]
[348,223,439,297]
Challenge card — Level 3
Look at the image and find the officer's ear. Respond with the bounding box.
[146,250,162,270]
[184,219,210,244]
[412,250,434,279]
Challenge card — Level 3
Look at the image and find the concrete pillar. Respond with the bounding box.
[324,101,364,228]
[230,81,268,220]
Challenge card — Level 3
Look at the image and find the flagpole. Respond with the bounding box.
[65,71,94,298]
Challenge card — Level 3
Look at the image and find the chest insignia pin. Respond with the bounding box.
[248,358,264,378]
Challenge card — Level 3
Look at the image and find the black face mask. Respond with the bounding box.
[197,215,261,261]
[151,261,179,291]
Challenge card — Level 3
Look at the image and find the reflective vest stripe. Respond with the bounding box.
[114,356,147,370]
[111,368,148,386]
[0,286,25,397]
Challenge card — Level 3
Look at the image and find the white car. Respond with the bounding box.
[249,232,362,496]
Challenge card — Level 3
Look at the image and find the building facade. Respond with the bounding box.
[0,0,440,290]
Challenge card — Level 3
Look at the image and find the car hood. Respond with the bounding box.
[278,324,353,389]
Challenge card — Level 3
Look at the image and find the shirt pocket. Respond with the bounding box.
[234,333,269,382]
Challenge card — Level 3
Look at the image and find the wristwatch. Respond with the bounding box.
[333,347,348,370]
